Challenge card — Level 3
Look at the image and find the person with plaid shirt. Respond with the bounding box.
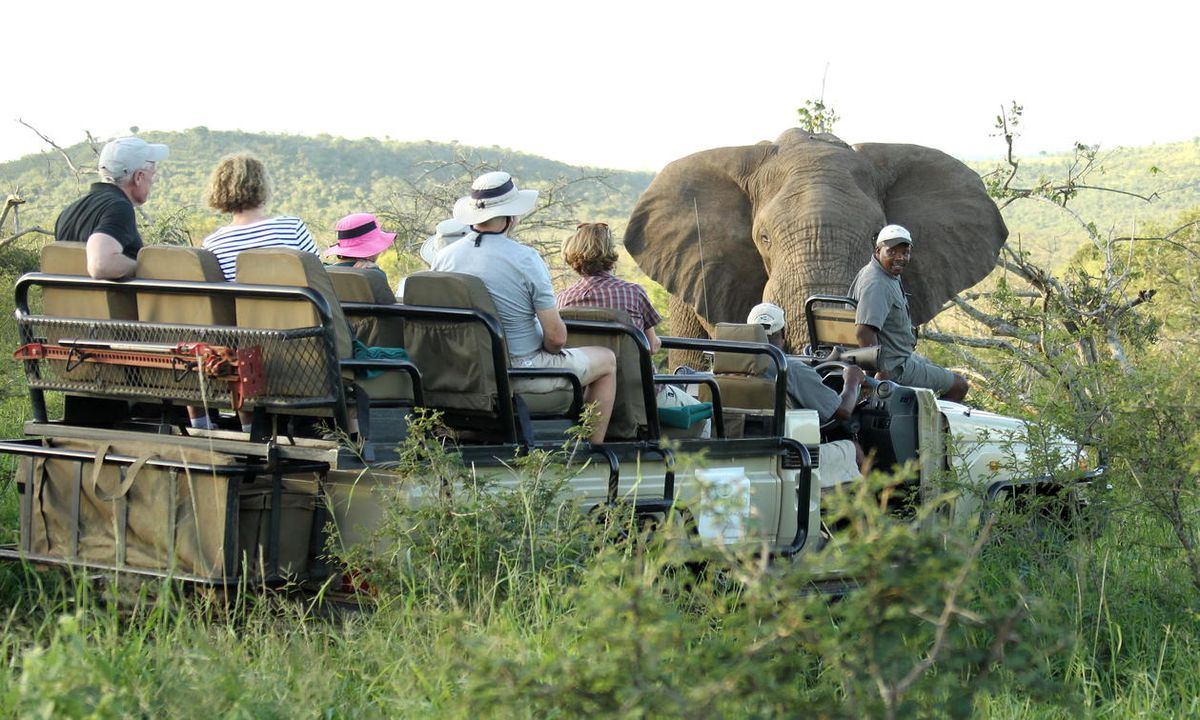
[558,223,710,437]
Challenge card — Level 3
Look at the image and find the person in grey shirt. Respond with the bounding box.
[748,303,866,482]
[432,171,617,443]
[847,224,968,402]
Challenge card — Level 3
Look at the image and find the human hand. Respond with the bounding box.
[843,365,867,386]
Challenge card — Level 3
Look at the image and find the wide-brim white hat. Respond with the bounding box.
[452,171,538,226]
[419,218,470,266]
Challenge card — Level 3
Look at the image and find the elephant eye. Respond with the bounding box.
[760,234,771,246]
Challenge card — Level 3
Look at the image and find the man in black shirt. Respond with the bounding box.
[54,136,168,279]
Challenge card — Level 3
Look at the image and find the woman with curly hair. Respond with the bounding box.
[201,153,317,280]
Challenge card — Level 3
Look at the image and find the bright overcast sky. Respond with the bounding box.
[4,0,1196,172]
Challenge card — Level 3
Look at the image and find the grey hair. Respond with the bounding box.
[99,161,153,186]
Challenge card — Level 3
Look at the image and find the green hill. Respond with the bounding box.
[0,128,654,251]
[969,139,1200,267]
[2,127,1196,273]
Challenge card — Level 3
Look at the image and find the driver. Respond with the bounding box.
[748,303,868,485]
[848,224,969,402]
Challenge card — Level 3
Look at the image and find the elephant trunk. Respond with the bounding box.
[761,217,876,353]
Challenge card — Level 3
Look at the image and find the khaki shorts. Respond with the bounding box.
[817,439,859,489]
[510,348,592,394]
[894,353,957,396]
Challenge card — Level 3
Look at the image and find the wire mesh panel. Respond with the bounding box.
[17,317,342,411]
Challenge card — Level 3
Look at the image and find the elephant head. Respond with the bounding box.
[625,129,1007,352]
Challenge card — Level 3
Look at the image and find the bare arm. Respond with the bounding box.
[855,323,879,348]
[537,307,568,353]
[832,365,866,421]
[644,326,662,354]
[86,233,137,280]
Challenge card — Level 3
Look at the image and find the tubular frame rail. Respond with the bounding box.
[341,302,584,448]
[15,274,421,433]
[659,335,789,436]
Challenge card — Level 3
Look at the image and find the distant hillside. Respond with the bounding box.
[969,140,1200,268]
[1,128,1196,272]
[0,128,654,249]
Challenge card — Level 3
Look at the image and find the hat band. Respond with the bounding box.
[337,221,377,240]
[471,178,514,200]
[470,179,518,210]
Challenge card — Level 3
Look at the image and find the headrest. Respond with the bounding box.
[404,271,498,316]
[558,306,634,325]
[234,248,352,359]
[712,323,771,375]
[327,267,396,304]
[136,246,225,282]
[40,242,88,275]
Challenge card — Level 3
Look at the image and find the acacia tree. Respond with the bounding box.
[923,103,1200,591]
[371,148,615,282]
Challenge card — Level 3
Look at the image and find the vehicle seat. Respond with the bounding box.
[326,266,404,347]
[39,241,137,320]
[699,323,775,437]
[135,246,234,325]
[403,271,574,441]
[803,295,880,369]
[559,306,651,441]
[234,248,412,424]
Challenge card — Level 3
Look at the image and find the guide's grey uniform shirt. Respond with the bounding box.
[847,257,915,376]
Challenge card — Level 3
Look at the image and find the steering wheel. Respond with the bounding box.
[806,360,864,432]
[811,360,876,435]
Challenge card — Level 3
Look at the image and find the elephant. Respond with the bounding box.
[625,128,1008,355]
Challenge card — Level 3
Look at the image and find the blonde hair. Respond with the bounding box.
[205,153,271,213]
[563,223,618,275]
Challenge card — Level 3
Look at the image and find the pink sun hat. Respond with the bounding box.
[324,213,396,258]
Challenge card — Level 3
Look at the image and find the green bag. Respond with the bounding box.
[351,338,409,379]
[657,402,713,429]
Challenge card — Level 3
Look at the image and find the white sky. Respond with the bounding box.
[3,0,1196,172]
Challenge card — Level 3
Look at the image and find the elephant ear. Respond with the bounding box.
[626,143,774,327]
[853,143,1008,324]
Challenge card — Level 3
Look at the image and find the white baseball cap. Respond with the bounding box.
[747,302,786,335]
[875,224,913,248]
[98,137,168,183]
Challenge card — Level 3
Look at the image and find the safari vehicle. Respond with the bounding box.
[0,244,1099,588]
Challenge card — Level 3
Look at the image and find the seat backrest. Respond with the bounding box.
[805,296,860,350]
[327,266,403,347]
[403,271,505,414]
[712,323,771,375]
[560,306,649,440]
[39,241,138,320]
[135,246,234,325]
[701,323,774,410]
[233,248,352,358]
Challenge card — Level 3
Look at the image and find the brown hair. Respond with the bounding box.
[205,153,271,213]
[562,223,618,275]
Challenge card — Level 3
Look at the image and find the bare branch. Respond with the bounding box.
[0,226,54,252]
[17,118,91,178]
[949,295,1039,342]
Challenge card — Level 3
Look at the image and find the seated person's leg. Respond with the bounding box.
[817,439,860,489]
[551,346,617,443]
[896,353,967,402]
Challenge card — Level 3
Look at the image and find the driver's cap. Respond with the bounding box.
[875,224,912,248]
[747,302,786,335]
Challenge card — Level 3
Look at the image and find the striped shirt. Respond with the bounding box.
[202,216,318,281]
[557,272,662,332]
